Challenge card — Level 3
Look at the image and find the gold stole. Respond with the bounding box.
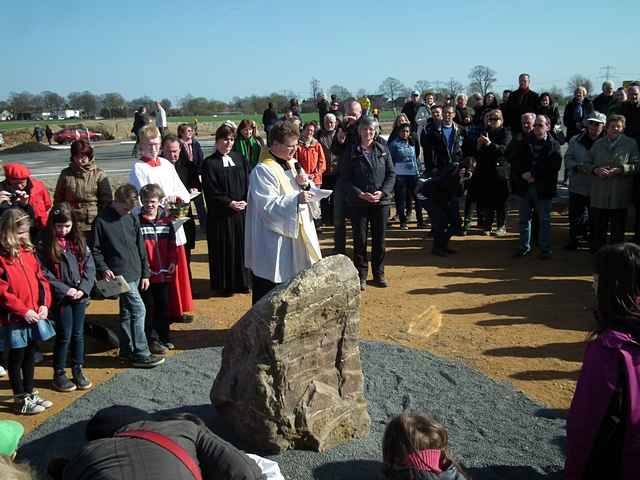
[261,155,322,264]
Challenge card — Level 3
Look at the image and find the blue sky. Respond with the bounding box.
[2,0,639,103]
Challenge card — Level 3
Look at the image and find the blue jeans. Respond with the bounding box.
[518,187,552,253]
[53,301,87,371]
[118,280,151,361]
[394,175,423,225]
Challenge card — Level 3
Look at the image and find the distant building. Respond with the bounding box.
[0,110,13,121]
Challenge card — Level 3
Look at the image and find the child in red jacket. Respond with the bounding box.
[0,208,54,415]
[138,184,179,355]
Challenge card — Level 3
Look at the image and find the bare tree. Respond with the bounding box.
[567,74,594,95]
[68,91,99,117]
[378,77,407,104]
[468,65,497,97]
[101,93,128,118]
[41,91,65,112]
[414,80,432,94]
[9,91,38,119]
[328,84,352,101]
[445,78,464,98]
[310,78,321,100]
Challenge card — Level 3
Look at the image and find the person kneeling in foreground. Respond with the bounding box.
[383,413,468,479]
[48,406,264,480]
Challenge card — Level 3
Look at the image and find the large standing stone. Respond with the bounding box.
[211,255,371,452]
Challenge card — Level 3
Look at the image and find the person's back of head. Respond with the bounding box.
[0,455,32,480]
[593,243,640,341]
[382,413,468,479]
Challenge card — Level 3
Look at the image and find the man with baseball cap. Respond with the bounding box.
[0,163,52,231]
[563,111,606,250]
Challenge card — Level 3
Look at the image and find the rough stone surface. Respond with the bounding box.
[211,255,371,453]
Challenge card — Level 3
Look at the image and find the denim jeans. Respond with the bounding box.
[394,175,423,225]
[422,197,460,250]
[53,301,87,371]
[518,187,552,253]
[118,280,151,361]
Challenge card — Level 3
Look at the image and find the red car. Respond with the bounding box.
[53,128,103,144]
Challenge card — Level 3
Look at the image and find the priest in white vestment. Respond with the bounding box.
[245,120,322,304]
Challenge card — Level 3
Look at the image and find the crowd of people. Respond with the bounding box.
[0,73,639,478]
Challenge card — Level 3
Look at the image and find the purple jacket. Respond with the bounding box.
[565,329,640,479]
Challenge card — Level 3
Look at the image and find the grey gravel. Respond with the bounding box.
[20,342,565,479]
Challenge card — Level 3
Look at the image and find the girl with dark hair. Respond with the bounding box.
[382,413,468,479]
[537,93,560,131]
[565,243,640,479]
[39,202,95,392]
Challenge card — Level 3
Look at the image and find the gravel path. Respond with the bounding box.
[20,342,565,479]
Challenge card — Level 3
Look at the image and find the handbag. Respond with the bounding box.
[115,430,202,480]
[34,318,56,342]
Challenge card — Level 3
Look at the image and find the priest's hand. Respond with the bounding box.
[168,263,176,274]
[298,191,312,204]
[229,200,246,212]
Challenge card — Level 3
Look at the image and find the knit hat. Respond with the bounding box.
[3,163,31,180]
[0,420,24,456]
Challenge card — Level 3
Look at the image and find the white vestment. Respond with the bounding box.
[245,160,321,284]
[128,157,190,203]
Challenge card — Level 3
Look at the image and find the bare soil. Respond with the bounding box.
[0,210,592,433]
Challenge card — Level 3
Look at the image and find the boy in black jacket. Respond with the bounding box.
[90,184,164,368]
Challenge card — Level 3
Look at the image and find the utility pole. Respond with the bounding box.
[599,65,616,82]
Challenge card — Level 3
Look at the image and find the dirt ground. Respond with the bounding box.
[0,208,593,433]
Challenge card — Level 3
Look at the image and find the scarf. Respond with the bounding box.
[180,139,193,162]
[142,156,161,167]
[404,449,443,473]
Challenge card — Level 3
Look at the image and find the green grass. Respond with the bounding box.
[0,110,396,133]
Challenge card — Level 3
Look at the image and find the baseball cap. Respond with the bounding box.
[411,90,420,96]
[585,112,606,124]
[0,420,24,456]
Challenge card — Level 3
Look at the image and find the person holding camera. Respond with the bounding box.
[0,163,52,232]
[419,105,465,257]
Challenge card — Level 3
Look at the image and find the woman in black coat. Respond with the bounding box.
[202,123,250,296]
[474,108,512,236]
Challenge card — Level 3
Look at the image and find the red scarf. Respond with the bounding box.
[142,156,161,167]
[404,449,443,473]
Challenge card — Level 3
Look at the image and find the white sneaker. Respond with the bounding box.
[0,365,6,377]
[29,392,53,409]
[14,394,45,415]
[495,226,507,237]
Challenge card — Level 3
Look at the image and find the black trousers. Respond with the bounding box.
[141,282,170,343]
[568,192,591,241]
[321,175,336,226]
[251,273,277,305]
[591,207,626,252]
[8,341,36,395]
[350,204,389,279]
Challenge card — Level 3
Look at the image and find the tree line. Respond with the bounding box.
[0,66,594,120]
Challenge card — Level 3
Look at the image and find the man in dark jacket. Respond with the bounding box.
[619,85,640,146]
[504,73,540,134]
[512,115,562,259]
[90,184,164,368]
[50,406,264,480]
[593,81,615,114]
[331,100,363,254]
[341,116,395,289]
[419,105,464,256]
